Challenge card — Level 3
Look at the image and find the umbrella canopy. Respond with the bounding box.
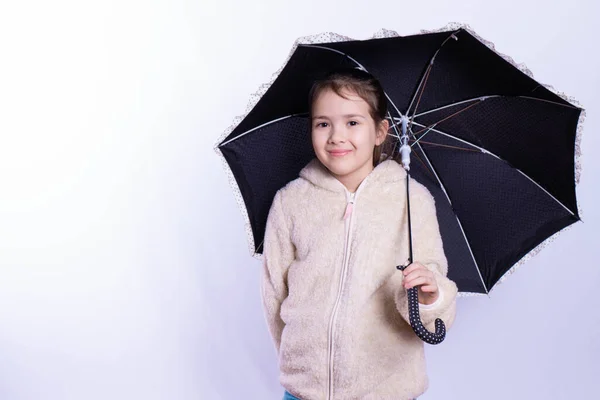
[215,24,584,297]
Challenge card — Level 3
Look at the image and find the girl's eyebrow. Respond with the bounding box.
[343,114,366,119]
[312,114,366,120]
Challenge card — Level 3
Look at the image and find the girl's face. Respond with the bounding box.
[311,88,387,192]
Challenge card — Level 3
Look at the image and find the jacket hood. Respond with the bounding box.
[299,157,407,193]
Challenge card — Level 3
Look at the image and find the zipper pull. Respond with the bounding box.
[343,193,355,220]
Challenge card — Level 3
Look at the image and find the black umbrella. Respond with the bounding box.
[215,26,584,344]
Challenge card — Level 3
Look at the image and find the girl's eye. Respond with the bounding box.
[349,121,358,126]
[316,122,328,128]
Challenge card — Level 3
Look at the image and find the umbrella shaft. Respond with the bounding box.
[406,173,413,264]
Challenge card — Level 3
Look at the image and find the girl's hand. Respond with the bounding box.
[402,262,439,305]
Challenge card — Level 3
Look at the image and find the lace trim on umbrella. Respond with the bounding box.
[457,292,486,298]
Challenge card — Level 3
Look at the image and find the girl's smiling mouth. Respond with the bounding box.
[328,149,352,156]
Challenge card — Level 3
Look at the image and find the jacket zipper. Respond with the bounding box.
[326,190,356,400]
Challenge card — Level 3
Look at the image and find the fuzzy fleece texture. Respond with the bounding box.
[261,158,458,400]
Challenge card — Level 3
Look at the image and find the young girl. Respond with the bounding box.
[261,68,458,400]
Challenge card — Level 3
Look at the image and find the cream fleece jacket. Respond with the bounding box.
[261,158,458,400]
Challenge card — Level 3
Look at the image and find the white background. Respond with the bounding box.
[0,0,598,399]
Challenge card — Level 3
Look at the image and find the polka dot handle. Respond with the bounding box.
[396,264,446,345]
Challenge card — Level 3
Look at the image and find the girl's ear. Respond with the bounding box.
[376,119,389,145]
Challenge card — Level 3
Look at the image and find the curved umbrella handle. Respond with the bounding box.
[397,264,446,345]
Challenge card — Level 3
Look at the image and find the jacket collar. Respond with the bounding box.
[299,157,407,193]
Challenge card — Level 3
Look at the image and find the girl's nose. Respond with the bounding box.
[328,126,346,144]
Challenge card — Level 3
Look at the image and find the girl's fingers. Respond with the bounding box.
[418,284,438,293]
[404,269,434,284]
[403,276,433,289]
[402,262,425,275]
[402,262,438,292]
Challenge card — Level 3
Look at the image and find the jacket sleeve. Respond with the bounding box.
[393,179,459,333]
[260,190,295,356]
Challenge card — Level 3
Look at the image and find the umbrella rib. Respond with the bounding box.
[519,96,581,110]
[407,63,433,133]
[412,95,500,118]
[412,94,580,120]
[413,140,479,152]
[411,147,437,180]
[218,112,308,147]
[396,93,575,139]
[387,124,475,152]
[409,121,577,216]
[301,44,371,72]
[412,101,482,137]
[410,134,490,294]
[405,30,461,117]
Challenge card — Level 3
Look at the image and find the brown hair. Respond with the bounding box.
[308,68,394,165]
